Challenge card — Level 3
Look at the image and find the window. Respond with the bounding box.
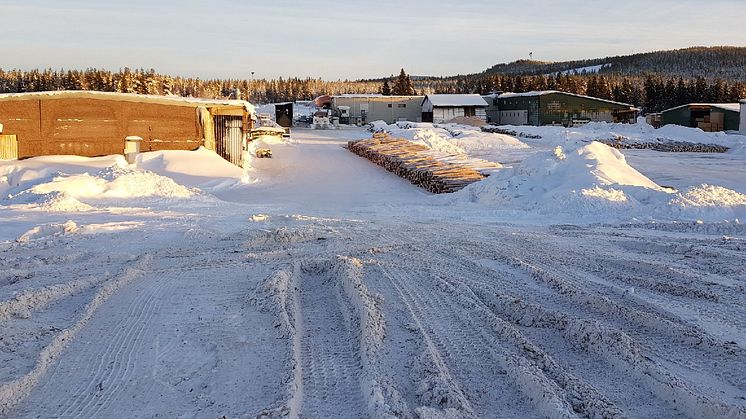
[387,104,393,108]
[397,104,406,108]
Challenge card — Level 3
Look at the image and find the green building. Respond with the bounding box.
[661,103,741,132]
[483,91,638,126]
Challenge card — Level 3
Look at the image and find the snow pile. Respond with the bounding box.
[16,221,79,243]
[369,121,529,160]
[136,147,247,190]
[3,165,198,212]
[498,119,746,150]
[455,141,746,222]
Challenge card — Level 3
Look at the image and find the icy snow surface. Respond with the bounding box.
[0,126,745,418]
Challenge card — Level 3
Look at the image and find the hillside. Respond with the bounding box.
[483,46,746,80]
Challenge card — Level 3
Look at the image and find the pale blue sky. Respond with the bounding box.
[1,0,745,80]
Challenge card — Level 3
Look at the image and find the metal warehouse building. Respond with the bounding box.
[331,94,423,125]
[0,91,254,165]
[421,94,488,124]
[661,103,740,132]
[486,91,638,126]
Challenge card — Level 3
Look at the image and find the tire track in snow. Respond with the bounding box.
[431,238,746,417]
[58,261,173,418]
[295,259,368,418]
[0,254,152,416]
[375,259,576,418]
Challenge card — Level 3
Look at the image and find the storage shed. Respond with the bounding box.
[0,91,254,165]
[660,103,741,132]
[332,94,424,125]
[421,94,488,124]
[494,91,637,126]
[741,100,746,135]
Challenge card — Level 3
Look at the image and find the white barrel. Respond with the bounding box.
[124,136,143,163]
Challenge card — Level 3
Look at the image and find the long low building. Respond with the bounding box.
[0,91,254,165]
[660,103,741,132]
[331,94,424,125]
[483,91,638,126]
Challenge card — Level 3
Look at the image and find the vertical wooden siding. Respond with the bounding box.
[0,135,18,160]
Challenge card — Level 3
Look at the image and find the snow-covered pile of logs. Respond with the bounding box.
[347,134,497,194]
[597,136,729,153]
[481,126,543,139]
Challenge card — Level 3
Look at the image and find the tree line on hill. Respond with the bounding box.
[482,47,746,80]
[1,67,744,114]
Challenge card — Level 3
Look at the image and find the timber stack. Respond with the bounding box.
[347,133,490,194]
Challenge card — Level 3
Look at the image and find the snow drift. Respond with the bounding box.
[454,141,746,222]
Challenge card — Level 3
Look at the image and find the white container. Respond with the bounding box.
[124,136,143,163]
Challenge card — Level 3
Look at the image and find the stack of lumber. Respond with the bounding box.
[347,133,496,194]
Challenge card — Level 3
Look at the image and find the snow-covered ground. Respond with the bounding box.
[1,126,745,418]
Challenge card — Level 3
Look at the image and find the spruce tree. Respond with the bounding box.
[381,79,391,96]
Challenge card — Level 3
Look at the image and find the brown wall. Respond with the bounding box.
[0,97,204,158]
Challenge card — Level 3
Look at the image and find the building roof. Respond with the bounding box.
[425,94,488,107]
[497,90,637,109]
[662,103,741,113]
[0,90,254,112]
[334,94,423,99]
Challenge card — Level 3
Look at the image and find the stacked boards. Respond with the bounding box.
[348,133,498,194]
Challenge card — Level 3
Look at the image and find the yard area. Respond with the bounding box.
[1,127,745,418]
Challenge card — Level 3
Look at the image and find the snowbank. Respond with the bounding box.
[136,147,246,190]
[3,165,198,212]
[497,120,746,150]
[454,141,746,222]
[369,121,530,160]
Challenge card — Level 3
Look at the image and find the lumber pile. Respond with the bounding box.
[347,133,493,194]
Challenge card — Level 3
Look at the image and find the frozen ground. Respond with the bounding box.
[1,127,745,418]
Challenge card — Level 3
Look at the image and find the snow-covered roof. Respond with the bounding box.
[334,94,423,99]
[662,103,741,113]
[498,90,636,108]
[425,94,488,107]
[0,90,255,113]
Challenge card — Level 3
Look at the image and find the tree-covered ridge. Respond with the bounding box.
[483,46,746,80]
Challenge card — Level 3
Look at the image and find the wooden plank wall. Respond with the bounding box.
[0,97,211,158]
[0,135,18,160]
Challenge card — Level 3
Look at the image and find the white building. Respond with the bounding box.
[332,94,424,125]
[421,94,488,124]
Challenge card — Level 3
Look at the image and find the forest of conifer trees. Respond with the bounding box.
[1,66,744,114]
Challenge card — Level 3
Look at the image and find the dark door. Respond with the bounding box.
[422,112,433,123]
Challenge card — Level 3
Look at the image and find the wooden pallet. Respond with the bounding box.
[348,134,499,194]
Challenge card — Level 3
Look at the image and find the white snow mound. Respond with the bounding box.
[4,166,198,211]
[456,141,746,222]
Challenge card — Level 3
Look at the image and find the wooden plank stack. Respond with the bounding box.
[347,133,496,194]
[0,135,18,160]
